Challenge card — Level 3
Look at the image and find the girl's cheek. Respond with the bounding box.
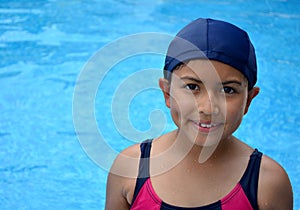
[226,106,245,126]
[171,94,198,113]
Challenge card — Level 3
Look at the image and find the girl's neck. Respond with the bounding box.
[171,129,235,165]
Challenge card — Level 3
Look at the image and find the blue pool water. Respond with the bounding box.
[1,0,299,209]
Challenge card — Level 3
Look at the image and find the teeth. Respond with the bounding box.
[199,123,215,128]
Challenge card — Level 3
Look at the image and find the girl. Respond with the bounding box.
[105,18,293,210]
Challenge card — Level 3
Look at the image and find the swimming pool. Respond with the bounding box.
[1,0,299,209]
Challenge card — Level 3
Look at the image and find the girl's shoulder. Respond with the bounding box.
[257,154,293,209]
[110,131,175,178]
[110,142,142,178]
[106,143,142,209]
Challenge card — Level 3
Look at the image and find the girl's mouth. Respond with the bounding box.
[199,123,218,128]
[192,121,223,133]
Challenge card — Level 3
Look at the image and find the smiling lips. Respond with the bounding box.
[192,121,224,133]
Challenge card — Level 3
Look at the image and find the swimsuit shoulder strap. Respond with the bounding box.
[131,139,153,206]
[240,149,263,210]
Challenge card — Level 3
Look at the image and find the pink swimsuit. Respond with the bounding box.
[130,139,262,210]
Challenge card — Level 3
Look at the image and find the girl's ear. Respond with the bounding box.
[244,87,260,115]
[159,78,171,108]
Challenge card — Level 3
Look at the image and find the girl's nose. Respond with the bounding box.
[197,92,220,116]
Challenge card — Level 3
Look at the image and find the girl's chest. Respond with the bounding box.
[148,162,244,207]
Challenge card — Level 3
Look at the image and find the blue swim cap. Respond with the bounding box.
[164,18,257,89]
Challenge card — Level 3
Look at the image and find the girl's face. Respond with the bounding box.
[159,59,259,146]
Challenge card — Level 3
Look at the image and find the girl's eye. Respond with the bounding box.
[222,86,236,94]
[185,84,199,90]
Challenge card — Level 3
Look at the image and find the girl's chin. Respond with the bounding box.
[174,121,227,146]
[177,128,224,148]
[192,136,223,147]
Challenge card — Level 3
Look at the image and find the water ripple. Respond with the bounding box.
[0,71,21,79]
[0,165,48,173]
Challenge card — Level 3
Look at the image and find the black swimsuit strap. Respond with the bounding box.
[239,149,263,210]
[131,139,153,206]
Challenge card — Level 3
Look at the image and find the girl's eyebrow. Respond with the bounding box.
[222,80,243,86]
[180,76,203,84]
[180,76,243,86]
